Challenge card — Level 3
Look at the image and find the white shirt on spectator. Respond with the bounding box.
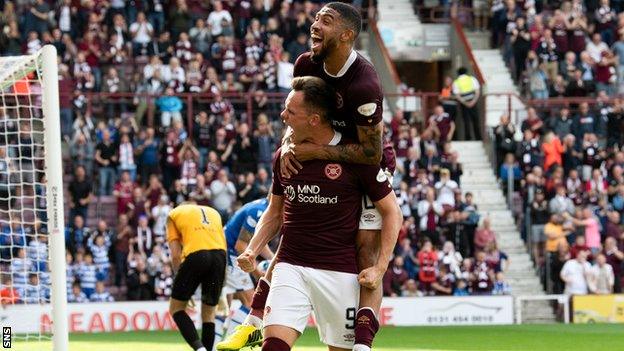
[586,41,609,63]
[143,63,164,80]
[130,21,153,44]
[591,263,614,294]
[434,179,458,206]
[207,10,232,36]
[561,259,591,295]
[210,179,236,212]
[277,60,294,90]
[416,199,444,231]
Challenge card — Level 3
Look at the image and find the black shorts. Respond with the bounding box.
[171,249,226,306]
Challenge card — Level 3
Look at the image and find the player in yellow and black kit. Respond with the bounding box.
[167,203,227,351]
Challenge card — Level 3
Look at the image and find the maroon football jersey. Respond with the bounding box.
[271,135,393,274]
[294,51,395,172]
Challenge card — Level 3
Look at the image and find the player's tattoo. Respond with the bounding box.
[318,123,383,165]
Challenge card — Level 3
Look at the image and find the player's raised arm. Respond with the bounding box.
[237,195,284,273]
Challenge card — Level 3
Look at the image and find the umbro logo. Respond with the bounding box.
[357,315,371,325]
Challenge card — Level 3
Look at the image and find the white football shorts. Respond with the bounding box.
[222,254,255,294]
[359,170,393,230]
[264,262,359,349]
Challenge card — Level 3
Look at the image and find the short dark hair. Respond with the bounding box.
[291,76,336,122]
[457,67,468,75]
[326,2,362,39]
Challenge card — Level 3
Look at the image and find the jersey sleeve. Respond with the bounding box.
[356,165,393,202]
[271,148,284,196]
[166,212,180,242]
[350,69,383,127]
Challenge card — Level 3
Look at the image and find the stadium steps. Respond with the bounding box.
[455,141,558,322]
[471,49,526,128]
[454,142,545,294]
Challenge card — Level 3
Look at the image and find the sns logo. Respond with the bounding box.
[284,185,296,201]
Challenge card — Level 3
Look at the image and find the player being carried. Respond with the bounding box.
[167,202,228,351]
[217,196,273,346]
[238,76,401,351]
[217,3,396,351]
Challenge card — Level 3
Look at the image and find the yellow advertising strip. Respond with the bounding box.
[573,294,624,323]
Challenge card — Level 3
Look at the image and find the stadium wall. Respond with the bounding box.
[4,296,514,333]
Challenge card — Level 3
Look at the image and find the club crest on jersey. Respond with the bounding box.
[325,164,342,180]
[336,93,344,109]
[284,185,296,201]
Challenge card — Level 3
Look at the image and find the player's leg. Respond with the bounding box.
[216,249,278,350]
[355,198,384,351]
[200,249,228,351]
[262,325,299,351]
[170,298,206,351]
[221,259,255,336]
[261,262,310,351]
[170,252,206,351]
[307,266,360,351]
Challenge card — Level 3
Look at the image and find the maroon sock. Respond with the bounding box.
[262,337,291,351]
[354,307,379,347]
[250,278,271,316]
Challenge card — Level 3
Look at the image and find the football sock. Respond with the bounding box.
[214,315,225,346]
[250,278,271,317]
[172,310,204,350]
[244,313,264,328]
[202,322,215,351]
[225,305,250,333]
[262,337,291,351]
[353,307,379,349]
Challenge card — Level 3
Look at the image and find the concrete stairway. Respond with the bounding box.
[454,141,556,322]
[471,50,526,129]
[453,142,543,293]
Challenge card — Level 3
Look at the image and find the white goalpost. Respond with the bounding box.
[0,45,68,350]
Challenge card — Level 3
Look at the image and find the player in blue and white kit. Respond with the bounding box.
[218,197,274,346]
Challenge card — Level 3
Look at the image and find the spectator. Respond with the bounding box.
[87,234,111,281]
[154,263,174,301]
[428,105,455,144]
[492,272,511,295]
[210,169,236,221]
[156,87,183,128]
[474,218,497,252]
[151,195,172,243]
[78,253,97,298]
[127,258,154,300]
[118,133,137,181]
[0,275,19,305]
[207,1,232,37]
[544,214,573,255]
[67,282,88,303]
[542,131,564,172]
[383,256,409,297]
[113,171,137,215]
[565,208,602,256]
[114,214,132,287]
[471,251,494,295]
[591,253,615,294]
[135,128,160,185]
[452,67,481,140]
[70,132,95,176]
[95,129,118,196]
[277,52,294,93]
[560,249,592,295]
[68,165,92,223]
[417,187,444,244]
[65,215,89,255]
[90,281,115,302]
[604,237,624,293]
[417,241,438,295]
[401,279,419,297]
[130,12,154,56]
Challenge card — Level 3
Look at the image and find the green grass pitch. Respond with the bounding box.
[10,324,624,351]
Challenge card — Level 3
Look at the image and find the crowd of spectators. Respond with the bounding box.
[493,103,624,295]
[486,0,624,99]
[0,0,514,304]
[382,108,511,297]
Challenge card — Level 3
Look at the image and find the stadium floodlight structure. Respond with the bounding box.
[0,45,68,350]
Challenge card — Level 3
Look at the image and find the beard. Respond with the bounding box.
[310,36,339,63]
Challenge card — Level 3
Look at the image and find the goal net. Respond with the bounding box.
[0,45,68,350]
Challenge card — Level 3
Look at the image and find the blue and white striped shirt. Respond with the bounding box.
[90,292,114,302]
[11,257,32,287]
[88,236,111,272]
[78,264,97,289]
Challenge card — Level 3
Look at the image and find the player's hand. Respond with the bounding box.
[358,265,386,290]
[280,145,303,178]
[291,142,319,162]
[237,249,257,273]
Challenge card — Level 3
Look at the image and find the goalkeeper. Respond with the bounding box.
[167,202,227,351]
